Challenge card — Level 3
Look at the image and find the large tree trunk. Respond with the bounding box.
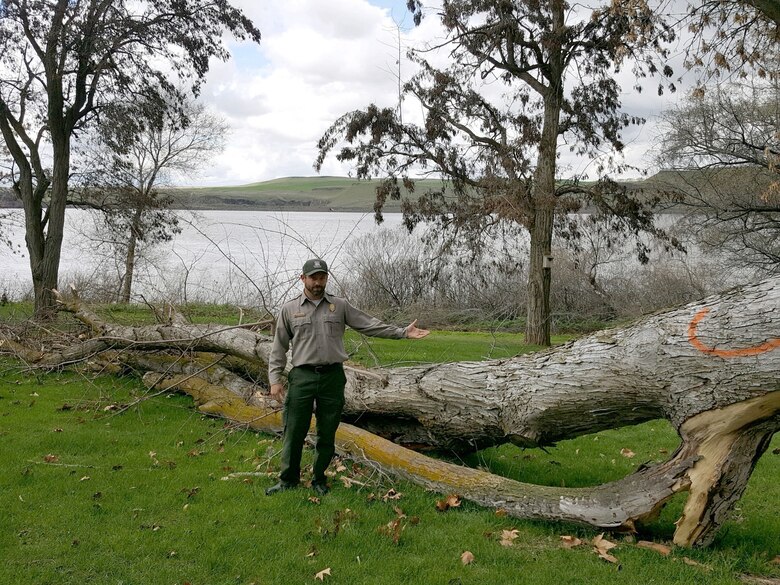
[5,276,779,547]
[525,0,565,347]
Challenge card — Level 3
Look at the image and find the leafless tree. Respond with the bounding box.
[655,76,780,273]
[73,97,228,302]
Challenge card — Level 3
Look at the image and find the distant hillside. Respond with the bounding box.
[2,169,773,212]
[167,176,445,212]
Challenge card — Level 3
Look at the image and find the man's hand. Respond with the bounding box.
[270,383,286,401]
[406,319,430,339]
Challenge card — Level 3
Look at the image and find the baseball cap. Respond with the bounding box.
[302,258,329,276]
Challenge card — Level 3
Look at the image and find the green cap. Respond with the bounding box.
[302,258,329,276]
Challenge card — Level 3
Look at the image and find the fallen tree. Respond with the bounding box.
[1,276,778,547]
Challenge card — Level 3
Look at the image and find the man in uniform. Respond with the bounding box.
[266,258,430,496]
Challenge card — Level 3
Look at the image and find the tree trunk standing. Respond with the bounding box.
[0,104,52,316]
[525,1,565,347]
[753,0,780,24]
[120,206,144,303]
[22,191,48,315]
[24,2,72,320]
[526,200,554,346]
[31,139,69,320]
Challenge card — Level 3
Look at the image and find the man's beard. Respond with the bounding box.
[306,284,325,298]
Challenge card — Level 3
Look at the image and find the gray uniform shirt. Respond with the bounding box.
[268,292,407,385]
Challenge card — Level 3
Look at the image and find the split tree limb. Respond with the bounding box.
[2,276,778,547]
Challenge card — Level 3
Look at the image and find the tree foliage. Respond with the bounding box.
[316,0,676,345]
[0,0,260,317]
[678,0,779,90]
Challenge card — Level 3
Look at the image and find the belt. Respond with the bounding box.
[297,363,342,374]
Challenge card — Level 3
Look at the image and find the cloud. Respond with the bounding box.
[192,0,415,186]
[192,0,691,187]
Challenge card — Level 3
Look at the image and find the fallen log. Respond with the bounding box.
[3,276,778,547]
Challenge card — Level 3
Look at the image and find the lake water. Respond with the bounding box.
[0,209,405,305]
[0,208,733,308]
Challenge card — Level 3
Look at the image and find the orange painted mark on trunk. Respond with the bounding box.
[688,307,780,358]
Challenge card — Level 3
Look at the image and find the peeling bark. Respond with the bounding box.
[2,277,779,547]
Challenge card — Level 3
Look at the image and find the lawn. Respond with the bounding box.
[1,314,778,585]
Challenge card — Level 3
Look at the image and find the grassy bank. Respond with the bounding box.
[1,312,779,584]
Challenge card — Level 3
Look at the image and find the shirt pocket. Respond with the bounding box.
[291,316,313,337]
[324,317,345,338]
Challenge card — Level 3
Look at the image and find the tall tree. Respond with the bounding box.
[0,0,260,318]
[316,0,676,345]
[75,97,228,302]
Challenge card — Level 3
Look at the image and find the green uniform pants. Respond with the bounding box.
[279,364,346,485]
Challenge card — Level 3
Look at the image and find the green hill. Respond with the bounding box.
[168,176,444,212]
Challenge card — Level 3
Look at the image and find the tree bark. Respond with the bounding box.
[5,276,779,547]
[753,0,780,25]
[120,208,143,303]
[525,0,565,347]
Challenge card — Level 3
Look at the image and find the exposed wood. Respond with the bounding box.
[672,392,780,547]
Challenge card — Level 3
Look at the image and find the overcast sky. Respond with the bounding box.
[190,0,690,187]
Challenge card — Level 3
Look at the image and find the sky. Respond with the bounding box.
[189,0,691,187]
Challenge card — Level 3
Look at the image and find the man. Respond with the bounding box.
[266,258,430,496]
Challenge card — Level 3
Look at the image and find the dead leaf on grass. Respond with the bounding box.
[592,533,617,551]
[620,448,636,458]
[339,476,366,488]
[593,533,620,565]
[314,567,331,581]
[461,551,475,565]
[560,535,584,548]
[594,546,620,564]
[379,517,405,545]
[500,529,520,547]
[637,540,672,556]
[436,494,461,512]
[43,454,59,463]
[382,489,402,501]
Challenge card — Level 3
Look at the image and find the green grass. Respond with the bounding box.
[1,320,779,584]
[344,329,571,367]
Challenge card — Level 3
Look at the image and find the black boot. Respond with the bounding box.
[311,481,330,496]
[265,481,297,495]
